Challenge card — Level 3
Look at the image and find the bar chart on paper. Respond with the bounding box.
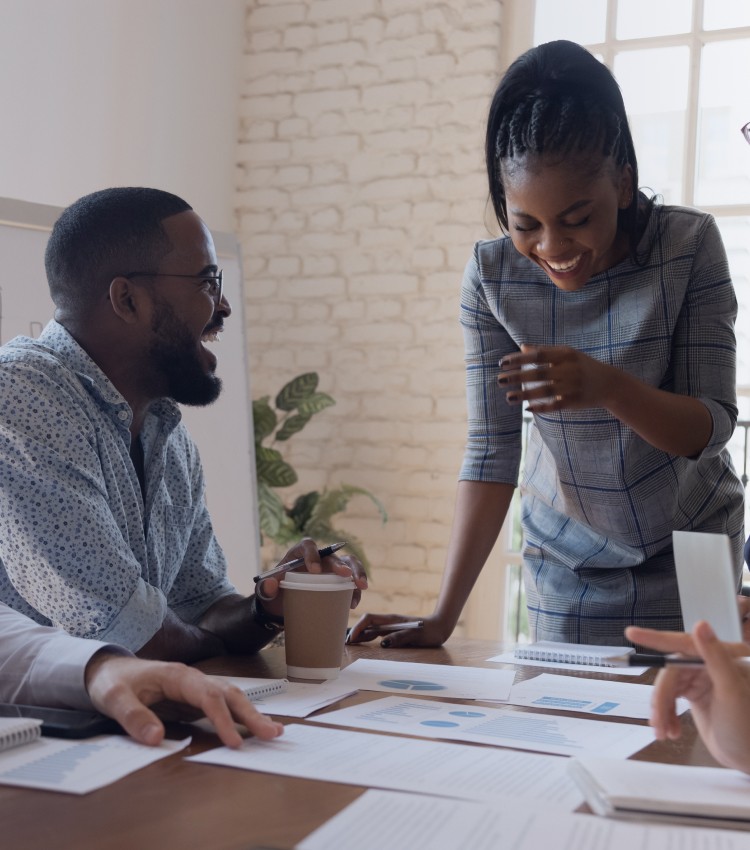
[0,735,190,794]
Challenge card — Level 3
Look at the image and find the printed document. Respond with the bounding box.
[335,658,515,700]
[0,735,190,794]
[307,695,654,758]
[188,722,584,808]
[503,673,689,720]
[298,789,750,850]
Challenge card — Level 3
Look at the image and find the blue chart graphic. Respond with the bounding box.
[421,720,460,728]
[449,711,485,718]
[1,742,105,784]
[378,679,446,691]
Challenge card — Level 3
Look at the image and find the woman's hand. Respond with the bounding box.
[498,344,618,413]
[347,613,449,648]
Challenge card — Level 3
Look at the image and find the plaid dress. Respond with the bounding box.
[459,205,745,644]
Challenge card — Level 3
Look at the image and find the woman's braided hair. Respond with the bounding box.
[486,40,651,259]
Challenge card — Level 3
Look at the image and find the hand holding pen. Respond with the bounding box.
[254,539,368,618]
[625,621,750,773]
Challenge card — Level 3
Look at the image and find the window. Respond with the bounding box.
[498,0,750,641]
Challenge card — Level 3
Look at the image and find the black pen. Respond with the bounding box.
[253,542,347,584]
[610,653,750,668]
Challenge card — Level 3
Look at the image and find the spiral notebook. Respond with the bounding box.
[212,676,286,700]
[0,716,43,753]
[513,642,633,667]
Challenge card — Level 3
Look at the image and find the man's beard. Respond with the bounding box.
[149,302,222,407]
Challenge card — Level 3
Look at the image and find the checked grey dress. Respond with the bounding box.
[459,204,745,644]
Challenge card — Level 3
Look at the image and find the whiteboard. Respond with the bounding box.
[0,196,260,594]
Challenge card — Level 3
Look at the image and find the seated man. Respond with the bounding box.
[0,601,283,747]
[0,187,366,661]
[626,622,750,774]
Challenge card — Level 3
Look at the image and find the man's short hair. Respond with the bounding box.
[45,187,193,312]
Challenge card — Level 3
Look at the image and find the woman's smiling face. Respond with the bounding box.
[501,152,633,292]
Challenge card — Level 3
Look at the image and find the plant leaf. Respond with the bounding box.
[297,392,336,418]
[255,446,297,487]
[252,397,276,443]
[257,482,285,538]
[276,372,318,411]
[310,484,388,526]
[287,491,320,531]
[276,412,312,441]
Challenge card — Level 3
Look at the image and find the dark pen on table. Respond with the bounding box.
[253,542,347,584]
[607,652,750,668]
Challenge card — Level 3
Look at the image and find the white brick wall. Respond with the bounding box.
[237,0,503,630]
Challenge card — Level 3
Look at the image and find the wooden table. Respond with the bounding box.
[0,639,717,850]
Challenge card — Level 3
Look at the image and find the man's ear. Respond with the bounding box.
[108,276,145,324]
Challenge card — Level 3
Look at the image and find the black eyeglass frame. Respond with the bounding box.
[123,270,224,303]
[742,122,750,145]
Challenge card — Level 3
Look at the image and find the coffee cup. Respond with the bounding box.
[279,571,355,680]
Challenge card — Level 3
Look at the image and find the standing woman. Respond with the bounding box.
[351,40,744,647]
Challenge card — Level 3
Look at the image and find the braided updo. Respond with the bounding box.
[486,40,647,258]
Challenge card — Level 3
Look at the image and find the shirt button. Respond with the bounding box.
[117,411,129,421]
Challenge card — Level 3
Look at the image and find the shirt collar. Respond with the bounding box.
[37,320,182,429]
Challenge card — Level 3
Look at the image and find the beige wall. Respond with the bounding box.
[237,0,506,633]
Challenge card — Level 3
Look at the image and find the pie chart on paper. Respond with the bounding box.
[377,679,447,691]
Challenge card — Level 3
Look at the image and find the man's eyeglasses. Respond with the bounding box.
[742,122,750,146]
[124,270,223,304]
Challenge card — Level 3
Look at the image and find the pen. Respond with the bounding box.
[607,652,750,668]
[253,542,347,584]
[361,621,424,633]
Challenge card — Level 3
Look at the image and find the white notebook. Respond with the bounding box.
[0,716,43,753]
[569,756,750,830]
[513,641,633,667]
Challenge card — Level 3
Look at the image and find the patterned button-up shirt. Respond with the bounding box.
[0,321,235,650]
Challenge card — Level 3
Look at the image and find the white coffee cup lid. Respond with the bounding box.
[279,572,355,591]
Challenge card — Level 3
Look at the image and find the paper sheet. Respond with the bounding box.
[306,695,654,758]
[298,789,750,850]
[503,673,690,720]
[0,735,190,794]
[334,658,515,700]
[188,722,584,808]
[488,650,649,676]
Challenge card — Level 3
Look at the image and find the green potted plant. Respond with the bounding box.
[253,372,386,574]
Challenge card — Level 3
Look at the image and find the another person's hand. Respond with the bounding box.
[347,613,448,648]
[255,538,368,619]
[738,593,750,643]
[625,621,750,773]
[84,652,284,748]
[498,343,617,413]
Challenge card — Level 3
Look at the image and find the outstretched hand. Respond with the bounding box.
[347,613,448,648]
[85,652,284,748]
[625,621,750,773]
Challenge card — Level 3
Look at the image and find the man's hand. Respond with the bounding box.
[256,538,368,619]
[625,622,750,773]
[84,651,284,748]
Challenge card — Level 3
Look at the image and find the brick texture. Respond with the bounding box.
[237,0,503,631]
